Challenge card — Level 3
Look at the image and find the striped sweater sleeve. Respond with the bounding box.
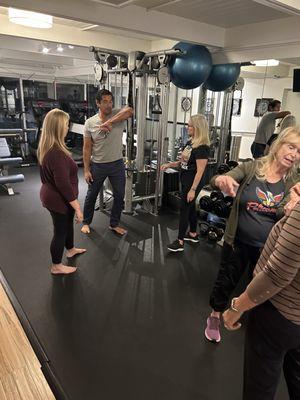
[246,204,300,304]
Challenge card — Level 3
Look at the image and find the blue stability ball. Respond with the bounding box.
[205,63,241,92]
[168,42,212,90]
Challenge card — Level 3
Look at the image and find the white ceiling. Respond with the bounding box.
[1,0,300,73]
[96,0,292,28]
[0,33,95,80]
[0,6,158,41]
[157,0,291,28]
[280,57,300,66]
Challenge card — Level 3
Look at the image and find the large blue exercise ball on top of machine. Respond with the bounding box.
[168,42,212,90]
[204,63,241,92]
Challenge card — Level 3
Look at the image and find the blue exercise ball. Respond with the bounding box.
[204,63,241,92]
[168,42,212,90]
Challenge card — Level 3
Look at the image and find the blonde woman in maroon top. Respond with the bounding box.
[38,109,86,275]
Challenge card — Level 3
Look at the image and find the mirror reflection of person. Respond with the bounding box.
[251,100,291,159]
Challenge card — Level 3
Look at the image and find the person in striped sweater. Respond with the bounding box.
[223,183,300,400]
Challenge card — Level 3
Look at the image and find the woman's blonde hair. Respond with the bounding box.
[37,108,70,164]
[189,114,210,149]
[256,126,300,180]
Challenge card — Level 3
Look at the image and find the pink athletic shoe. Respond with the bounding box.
[205,316,221,343]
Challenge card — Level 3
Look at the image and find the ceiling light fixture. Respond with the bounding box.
[253,59,279,67]
[42,46,50,54]
[68,45,74,49]
[57,44,64,52]
[8,8,53,29]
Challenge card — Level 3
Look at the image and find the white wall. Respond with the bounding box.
[231,76,293,159]
[232,78,264,134]
[282,89,300,118]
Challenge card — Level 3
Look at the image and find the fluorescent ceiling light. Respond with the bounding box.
[253,59,279,66]
[57,44,64,52]
[8,8,53,29]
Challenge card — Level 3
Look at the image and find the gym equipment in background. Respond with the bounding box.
[168,42,212,90]
[205,63,241,92]
[0,137,24,195]
[213,196,233,218]
[199,191,224,213]
[199,212,226,242]
[217,160,239,175]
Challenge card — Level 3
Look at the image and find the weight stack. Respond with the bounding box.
[162,170,180,208]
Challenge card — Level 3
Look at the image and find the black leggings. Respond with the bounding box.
[178,183,201,240]
[49,209,75,264]
[209,241,261,312]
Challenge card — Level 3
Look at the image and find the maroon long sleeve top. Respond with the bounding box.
[39,147,78,214]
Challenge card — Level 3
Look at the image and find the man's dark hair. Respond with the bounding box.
[268,99,281,111]
[96,88,114,103]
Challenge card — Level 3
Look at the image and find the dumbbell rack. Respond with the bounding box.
[198,189,232,245]
[196,160,237,244]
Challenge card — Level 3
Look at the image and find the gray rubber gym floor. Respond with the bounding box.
[0,166,288,400]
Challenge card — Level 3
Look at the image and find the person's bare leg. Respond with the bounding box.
[51,264,77,275]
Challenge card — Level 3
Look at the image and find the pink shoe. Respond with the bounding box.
[205,316,221,343]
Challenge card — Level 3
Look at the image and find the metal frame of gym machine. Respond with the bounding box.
[0,77,37,165]
[90,45,242,218]
[199,83,239,172]
[90,46,183,216]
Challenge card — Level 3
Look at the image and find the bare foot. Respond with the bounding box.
[109,226,127,236]
[51,264,77,275]
[66,248,87,258]
[81,225,90,234]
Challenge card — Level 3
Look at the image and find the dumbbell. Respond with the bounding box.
[213,196,234,218]
[228,160,238,169]
[199,222,210,236]
[199,191,224,212]
[217,163,230,175]
[208,226,224,241]
[198,209,208,221]
[217,161,238,175]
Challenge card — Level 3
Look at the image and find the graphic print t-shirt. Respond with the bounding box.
[236,177,285,247]
[180,141,210,185]
[180,141,209,171]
